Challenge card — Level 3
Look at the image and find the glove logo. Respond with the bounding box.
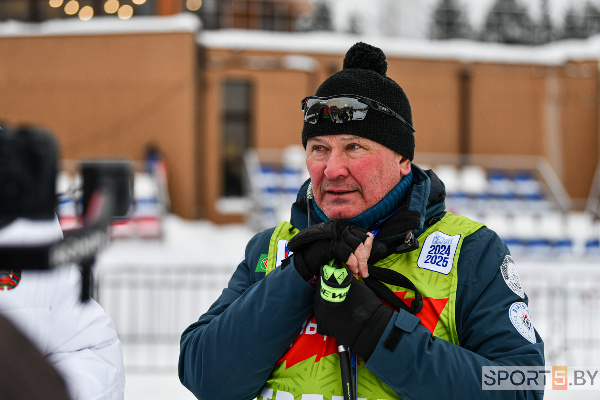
[319,284,348,303]
[319,264,351,303]
[417,232,461,275]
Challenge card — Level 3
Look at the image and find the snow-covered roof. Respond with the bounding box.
[1,11,600,66]
[199,29,600,66]
[0,12,201,37]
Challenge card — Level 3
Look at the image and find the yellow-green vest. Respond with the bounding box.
[258,212,484,400]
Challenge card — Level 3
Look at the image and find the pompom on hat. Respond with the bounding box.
[301,42,415,161]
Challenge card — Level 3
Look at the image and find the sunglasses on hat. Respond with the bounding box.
[301,95,415,133]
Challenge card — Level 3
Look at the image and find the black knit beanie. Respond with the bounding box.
[301,42,415,160]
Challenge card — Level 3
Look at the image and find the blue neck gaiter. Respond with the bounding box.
[311,171,413,230]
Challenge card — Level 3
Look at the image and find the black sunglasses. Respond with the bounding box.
[301,94,415,133]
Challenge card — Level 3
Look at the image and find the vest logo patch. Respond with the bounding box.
[256,254,268,272]
[509,302,536,344]
[275,239,293,268]
[417,231,461,275]
[500,255,525,298]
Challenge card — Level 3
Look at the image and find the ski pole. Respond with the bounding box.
[338,344,354,400]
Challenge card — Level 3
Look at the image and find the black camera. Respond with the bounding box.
[80,160,134,221]
[0,125,133,300]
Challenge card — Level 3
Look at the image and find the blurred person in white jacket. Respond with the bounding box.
[0,217,125,400]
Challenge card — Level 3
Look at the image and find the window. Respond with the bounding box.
[0,0,59,21]
[195,0,224,30]
[191,0,306,32]
[221,80,252,197]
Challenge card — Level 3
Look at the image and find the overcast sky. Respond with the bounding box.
[327,0,597,39]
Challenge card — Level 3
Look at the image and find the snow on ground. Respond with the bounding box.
[126,373,196,400]
[97,214,256,269]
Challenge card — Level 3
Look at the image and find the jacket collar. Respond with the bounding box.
[310,171,413,230]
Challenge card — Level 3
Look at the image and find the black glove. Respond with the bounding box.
[314,266,393,361]
[287,220,369,281]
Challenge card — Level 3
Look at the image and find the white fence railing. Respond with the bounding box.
[95,261,600,372]
[95,264,235,372]
[519,262,600,367]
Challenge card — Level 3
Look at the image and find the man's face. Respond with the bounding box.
[306,135,411,220]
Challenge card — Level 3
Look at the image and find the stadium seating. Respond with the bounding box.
[243,151,600,259]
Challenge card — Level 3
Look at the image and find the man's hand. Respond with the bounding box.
[287,221,373,281]
[314,273,393,361]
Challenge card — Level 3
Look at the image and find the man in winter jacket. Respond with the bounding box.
[0,217,126,400]
[179,42,545,400]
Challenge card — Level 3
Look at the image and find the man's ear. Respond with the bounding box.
[399,157,411,176]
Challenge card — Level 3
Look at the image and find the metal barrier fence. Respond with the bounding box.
[94,262,600,372]
[519,263,600,367]
[95,264,236,372]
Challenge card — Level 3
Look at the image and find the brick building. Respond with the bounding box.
[1,14,598,223]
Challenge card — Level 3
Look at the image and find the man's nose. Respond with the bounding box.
[323,149,348,180]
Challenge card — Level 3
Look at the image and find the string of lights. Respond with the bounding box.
[6,1,301,25]
[186,0,202,12]
[47,0,152,21]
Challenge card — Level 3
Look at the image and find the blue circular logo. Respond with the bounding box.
[509,302,536,344]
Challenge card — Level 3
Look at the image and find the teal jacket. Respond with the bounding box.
[179,165,545,399]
